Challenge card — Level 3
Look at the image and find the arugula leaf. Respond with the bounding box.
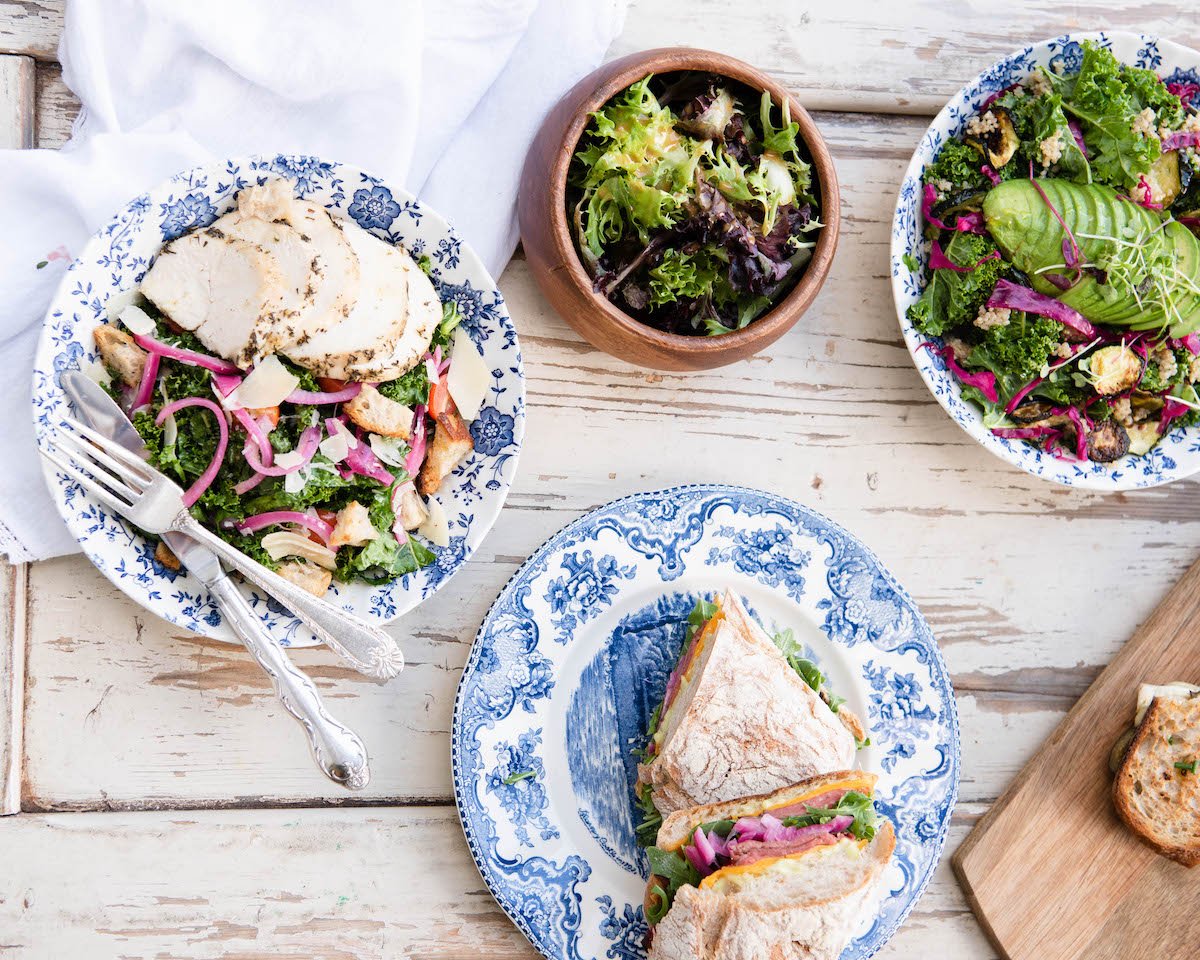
[783,789,878,841]
[645,845,701,898]
[686,598,718,641]
[635,782,663,847]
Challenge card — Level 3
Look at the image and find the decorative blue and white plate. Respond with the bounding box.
[452,485,958,960]
[892,32,1200,489]
[32,155,524,646]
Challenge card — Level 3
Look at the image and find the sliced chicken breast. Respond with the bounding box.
[139,229,287,368]
[284,228,436,382]
[341,252,441,382]
[231,180,359,353]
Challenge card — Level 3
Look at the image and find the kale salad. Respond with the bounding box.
[569,73,823,336]
[907,41,1200,463]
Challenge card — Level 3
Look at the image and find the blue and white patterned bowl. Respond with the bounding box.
[892,32,1200,490]
[453,484,958,960]
[32,155,525,646]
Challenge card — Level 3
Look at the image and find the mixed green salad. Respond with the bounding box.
[907,41,1200,462]
[570,72,823,336]
[95,288,464,593]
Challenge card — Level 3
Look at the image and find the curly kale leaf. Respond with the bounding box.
[964,312,1064,392]
[922,139,990,192]
[1059,41,1183,188]
[906,232,1008,337]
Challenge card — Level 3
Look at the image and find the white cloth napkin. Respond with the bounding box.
[0,0,628,562]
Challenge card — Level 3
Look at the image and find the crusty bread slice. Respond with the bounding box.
[648,823,895,960]
[1114,690,1200,867]
[720,590,866,744]
[639,610,856,819]
[656,770,878,851]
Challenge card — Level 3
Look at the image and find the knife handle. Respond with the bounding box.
[207,571,371,790]
[171,511,405,681]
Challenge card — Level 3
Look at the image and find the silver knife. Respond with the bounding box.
[63,372,405,681]
[63,372,371,789]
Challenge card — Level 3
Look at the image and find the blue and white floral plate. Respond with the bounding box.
[32,155,524,646]
[892,32,1200,489]
[452,485,958,960]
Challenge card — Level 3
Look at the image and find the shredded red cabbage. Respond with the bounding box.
[1067,120,1088,157]
[1133,175,1163,210]
[921,183,988,233]
[1162,130,1200,151]
[929,239,999,273]
[1065,406,1089,461]
[986,279,1097,339]
[1173,333,1200,355]
[920,342,999,403]
[981,165,1001,187]
[1161,397,1192,433]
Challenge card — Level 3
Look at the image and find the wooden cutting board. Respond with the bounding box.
[954,555,1200,960]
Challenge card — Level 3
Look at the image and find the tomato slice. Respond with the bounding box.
[428,377,453,419]
[246,406,280,428]
[317,377,348,392]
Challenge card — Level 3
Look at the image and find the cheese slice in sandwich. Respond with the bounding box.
[1113,681,1200,867]
[635,590,862,840]
[643,770,894,960]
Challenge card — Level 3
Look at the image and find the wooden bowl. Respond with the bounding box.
[518,47,840,371]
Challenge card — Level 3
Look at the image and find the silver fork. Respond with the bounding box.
[40,417,371,789]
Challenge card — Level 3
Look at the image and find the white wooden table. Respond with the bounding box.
[3,2,1200,956]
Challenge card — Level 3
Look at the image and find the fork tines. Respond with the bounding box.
[39,416,155,512]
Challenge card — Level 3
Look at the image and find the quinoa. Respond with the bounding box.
[965,111,999,137]
[1153,343,1179,382]
[1131,107,1156,138]
[1039,130,1065,169]
[973,306,1012,331]
[1024,70,1052,97]
[1111,396,1134,427]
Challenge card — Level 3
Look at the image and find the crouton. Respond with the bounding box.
[396,486,429,531]
[344,384,413,439]
[417,406,474,496]
[154,541,181,571]
[276,560,333,598]
[329,500,379,549]
[93,324,147,386]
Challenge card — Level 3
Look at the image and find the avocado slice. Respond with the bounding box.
[983,179,1200,334]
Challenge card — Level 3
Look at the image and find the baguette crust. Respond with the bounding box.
[1114,694,1200,867]
[641,595,856,820]
[648,823,895,960]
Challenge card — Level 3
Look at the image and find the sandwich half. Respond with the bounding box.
[643,770,895,960]
[1113,682,1200,867]
[635,590,864,842]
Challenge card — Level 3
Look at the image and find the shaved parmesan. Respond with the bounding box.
[83,358,112,387]
[417,496,450,547]
[118,303,158,336]
[262,531,337,570]
[230,355,299,409]
[105,288,140,322]
[319,432,350,464]
[330,418,358,449]
[369,433,409,467]
[274,450,308,471]
[284,466,308,494]
[446,327,489,421]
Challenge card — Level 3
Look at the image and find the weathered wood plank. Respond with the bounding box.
[1,562,26,816]
[33,58,70,147]
[0,53,34,147]
[0,1,61,60]
[0,802,996,959]
[19,0,1200,124]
